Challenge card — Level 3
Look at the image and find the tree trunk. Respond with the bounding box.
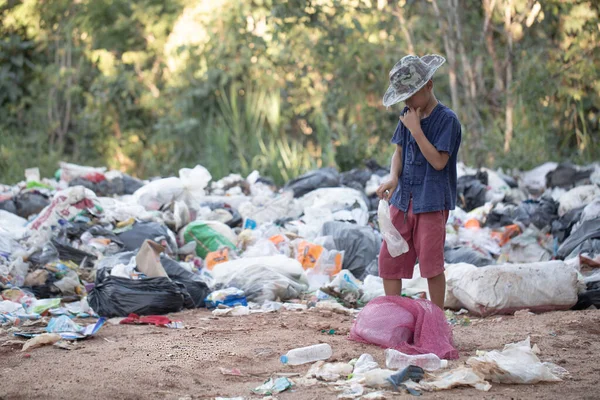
[503,0,514,153]
[393,4,415,54]
[483,0,504,94]
[431,0,459,111]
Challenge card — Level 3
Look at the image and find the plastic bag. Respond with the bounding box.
[445,261,578,316]
[353,354,380,375]
[293,239,343,277]
[117,221,178,253]
[160,255,210,308]
[349,296,458,360]
[26,186,100,245]
[558,185,600,217]
[238,191,298,225]
[180,221,237,259]
[88,276,185,317]
[377,200,408,257]
[46,315,83,333]
[213,256,308,304]
[407,366,491,392]
[22,333,62,352]
[283,167,340,198]
[321,221,381,280]
[467,337,563,384]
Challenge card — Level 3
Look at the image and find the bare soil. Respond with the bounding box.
[1,308,599,400]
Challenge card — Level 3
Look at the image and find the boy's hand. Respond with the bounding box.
[399,107,421,133]
[376,178,398,201]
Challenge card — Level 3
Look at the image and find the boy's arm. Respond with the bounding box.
[412,130,450,171]
[390,145,403,182]
[400,108,450,171]
[376,145,402,200]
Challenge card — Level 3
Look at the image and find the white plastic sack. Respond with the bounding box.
[446,261,578,316]
[59,162,106,183]
[0,211,27,239]
[26,186,99,245]
[360,275,385,303]
[521,162,558,193]
[179,165,212,202]
[211,255,307,287]
[134,165,212,211]
[377,200,408,257]
[217,261,309,304]
[571,197,600,233]
[238,190,298,225]
[558,185,600,217]
[97,197,155,223]
[299,188,369,225]
[467,337,564,384]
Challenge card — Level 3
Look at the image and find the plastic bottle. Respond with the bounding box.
[280,343,333,365]
[384,349,448,371]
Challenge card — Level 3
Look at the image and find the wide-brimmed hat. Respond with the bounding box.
[382,54,446,107]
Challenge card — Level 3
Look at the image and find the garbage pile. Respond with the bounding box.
[0,160,599,353]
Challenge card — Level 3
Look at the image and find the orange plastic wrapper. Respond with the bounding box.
[491,224,522,246]
[205,248,230,270]
[295,240,343,276]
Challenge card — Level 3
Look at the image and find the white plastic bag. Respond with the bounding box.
[446,261,578,316]
[377,200,408,257]
[467,337,564,384]
[558,185,600,217]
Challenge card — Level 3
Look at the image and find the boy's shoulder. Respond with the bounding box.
[437,103,459,123]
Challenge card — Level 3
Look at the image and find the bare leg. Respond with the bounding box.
[427,272,446,310]
[383,279,403,296]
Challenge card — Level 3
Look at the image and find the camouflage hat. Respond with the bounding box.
[383,54,446,107]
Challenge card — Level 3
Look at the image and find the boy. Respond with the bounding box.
[376,54,461,310]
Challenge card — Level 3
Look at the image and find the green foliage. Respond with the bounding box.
[0,0,598,184]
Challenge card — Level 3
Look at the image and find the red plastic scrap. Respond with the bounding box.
[119,313,173,327]
[83,172,106,183]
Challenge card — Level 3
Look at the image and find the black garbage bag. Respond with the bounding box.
[122,174,145,194]
[86,225,124,246]
[321,221,381,280]
[117,221,177,252]
[457,172,488,212]
[341,169,372,189]
[15,192,50,218]
[551,206,585,243]
[0,199,18,215]
[88,277,185,317]
[95,178,125,196]
[444,246,495,267]
[160,256,210,308]
[572,282,600,310]
[546,163,593,189]
[557,220,600,259]
[498,172,518,188]
[564,239,600,260]
[68,177,97,192]
[51,239,97,268]
[283,167,340,198]
[94,251,208,312]
[365,159,390,177]
[485,204,518,228]
[513,196,558,230]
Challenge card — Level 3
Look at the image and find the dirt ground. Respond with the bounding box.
[1,307,599,400]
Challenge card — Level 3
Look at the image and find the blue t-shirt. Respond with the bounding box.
[389,102,461,214]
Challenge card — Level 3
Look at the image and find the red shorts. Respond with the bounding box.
[379,201,449,279]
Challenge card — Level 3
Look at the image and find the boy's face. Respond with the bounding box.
[404,80,433,110]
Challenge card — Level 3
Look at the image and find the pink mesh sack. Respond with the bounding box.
[349,296,459,360]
